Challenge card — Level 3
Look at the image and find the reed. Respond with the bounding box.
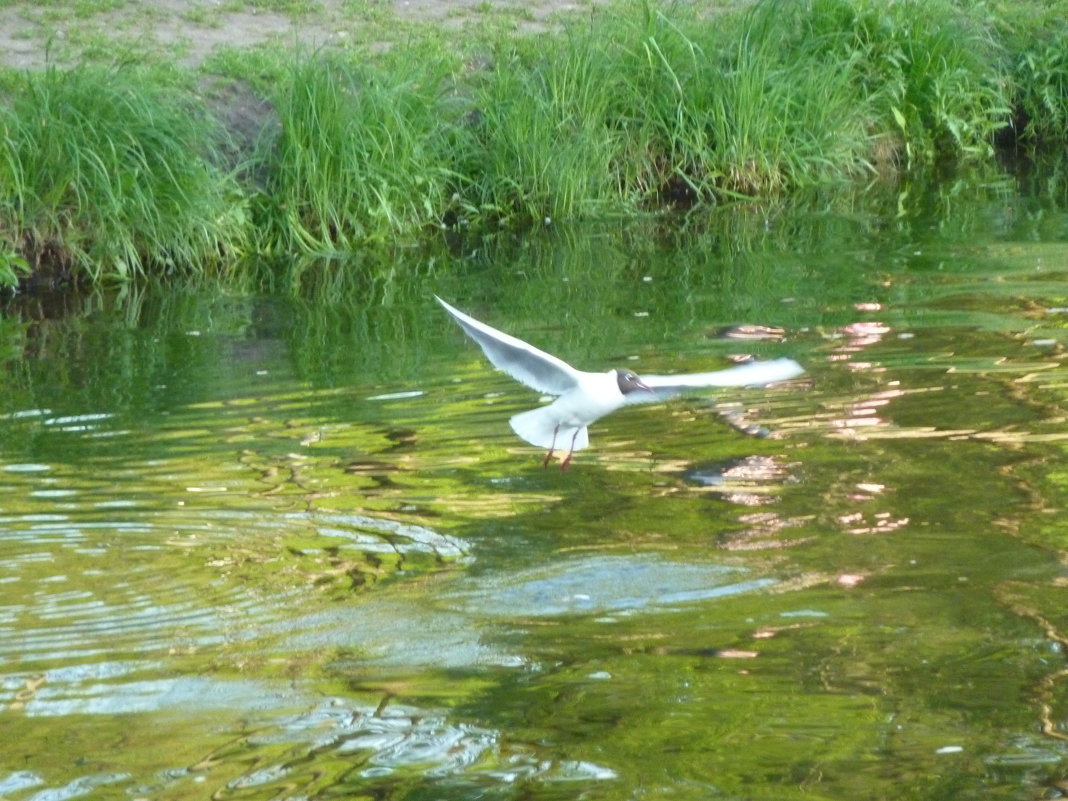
[464,34,627,225]
[253,53,468,256]
[0,65,247,283]
[607,2,874,199]
[799,0,1011,165]
[467,0,875,216]
[997,5,1068,145]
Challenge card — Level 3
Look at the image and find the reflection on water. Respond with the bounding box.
[208,697,617,799]
[450,555,777,617]
[4,169,1068,799]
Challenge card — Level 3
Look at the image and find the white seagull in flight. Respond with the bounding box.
[437,296,804,469]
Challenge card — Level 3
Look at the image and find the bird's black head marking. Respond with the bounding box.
[615,369,653,395]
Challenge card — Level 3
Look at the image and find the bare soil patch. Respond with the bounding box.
[0,0,601,70]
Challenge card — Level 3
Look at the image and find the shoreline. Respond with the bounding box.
[1,0,1065,289]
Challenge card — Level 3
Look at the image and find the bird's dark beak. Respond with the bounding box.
[637,379,654,393]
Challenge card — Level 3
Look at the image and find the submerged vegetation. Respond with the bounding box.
[0,0,1067,287]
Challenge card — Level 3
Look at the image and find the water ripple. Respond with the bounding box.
[207,697,616,798]
[287,511,469,560]
[453,555,777,617]
[26,773,130,801]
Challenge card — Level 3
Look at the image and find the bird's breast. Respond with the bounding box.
[551,372,625,426]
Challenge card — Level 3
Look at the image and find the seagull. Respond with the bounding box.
[436,296,804,469]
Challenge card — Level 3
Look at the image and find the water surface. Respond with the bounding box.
[3,168,1068,799]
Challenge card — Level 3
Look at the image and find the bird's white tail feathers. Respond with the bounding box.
[510,407,589,452]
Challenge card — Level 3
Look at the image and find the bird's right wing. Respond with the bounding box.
[436,296,581,396]
[627,358,805,404]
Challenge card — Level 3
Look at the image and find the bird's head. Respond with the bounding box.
[615,368,653,395]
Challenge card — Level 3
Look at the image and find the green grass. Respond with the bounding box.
[464,36,626,224]
[0,66,248,283]
[802,0,1011,165]
[252,52,469,257]
[225,0,320,12]
[31,0,128,15]
[606,2,873,198]
[457,0,875,219]
[995,1,1068,144]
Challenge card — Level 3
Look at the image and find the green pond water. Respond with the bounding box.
[3,167,1068,800]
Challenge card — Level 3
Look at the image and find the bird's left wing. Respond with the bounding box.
[625,357,805,404]
[436,296,581,396]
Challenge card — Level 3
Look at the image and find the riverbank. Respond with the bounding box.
[1,0,1066,289]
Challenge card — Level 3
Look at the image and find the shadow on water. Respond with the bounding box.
[3,160,1068,799]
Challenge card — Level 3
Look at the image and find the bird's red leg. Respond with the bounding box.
[543,425,559,468]
[560,429,580,471]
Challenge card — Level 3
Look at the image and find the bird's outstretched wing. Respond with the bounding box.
[436,296,581,396]
[625,357,804,404]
